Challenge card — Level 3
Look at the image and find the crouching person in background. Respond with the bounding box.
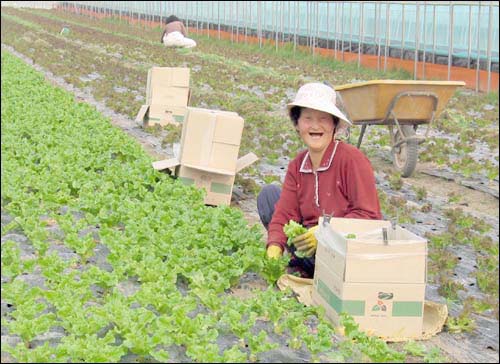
[161,15,197,49]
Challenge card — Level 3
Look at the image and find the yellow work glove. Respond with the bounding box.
[290,225,319,258]
[266,245,283,259]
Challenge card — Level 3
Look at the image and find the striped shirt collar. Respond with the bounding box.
[299,140,339,174]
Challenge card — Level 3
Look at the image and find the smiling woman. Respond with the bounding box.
[257,82,383,278]
[294,108,336,166]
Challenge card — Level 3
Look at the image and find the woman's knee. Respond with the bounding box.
[257,184,281,229]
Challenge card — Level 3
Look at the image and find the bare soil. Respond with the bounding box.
[368,156,499,219]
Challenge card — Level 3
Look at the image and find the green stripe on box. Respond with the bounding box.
[317,280,365,316]
[179,177,195,186]
[210,182,232,194]
[392,301,423,317]
[173,114,184,123]
[317,280,342,312]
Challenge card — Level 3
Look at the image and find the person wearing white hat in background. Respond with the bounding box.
[257,82,382,278]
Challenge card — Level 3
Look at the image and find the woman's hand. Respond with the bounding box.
[266,245,283,259]
[290,226,318,257]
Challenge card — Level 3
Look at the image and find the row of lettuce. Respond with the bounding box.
[2,51,438,362]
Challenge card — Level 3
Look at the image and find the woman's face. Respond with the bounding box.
[296,108,335,153]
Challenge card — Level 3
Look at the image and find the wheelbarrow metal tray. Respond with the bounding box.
[335,80,465,124]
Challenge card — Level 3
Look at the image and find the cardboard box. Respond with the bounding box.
[315,218,427,284]
[179,107,244,174]
[147,67,190,104]
[136,67,190,127]
[312,217,427,339]
[152,107,258,206]
[177,165,236,206]
[312,260,425,339]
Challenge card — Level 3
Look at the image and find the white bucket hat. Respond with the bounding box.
[287,82,352,128]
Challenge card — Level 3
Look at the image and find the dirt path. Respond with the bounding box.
[368,155,499,219]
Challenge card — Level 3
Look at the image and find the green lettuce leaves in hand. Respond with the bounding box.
[283,220,307,245]
[283,220,309,258]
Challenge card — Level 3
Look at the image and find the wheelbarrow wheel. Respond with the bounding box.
[392,125,418,177]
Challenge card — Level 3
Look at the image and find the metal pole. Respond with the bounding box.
[314,1,319,57]
[155,2,158,28]
[281,0,284,44]
[151,2,154,26]
[334,2,338,59]
[136,2,138,25]
[252,1,257,45]
[414,2,420,79]
[307,2,311,50]
[207,1,210,38]
[288,1,291,45]
[154,2,157,26]
[401,3,405,61]
[196,1,199,32]
[447,2,454,81]
[432,4,436,64]
[476,2,481,92]
[278,0,281,49]
[258,1,262,48]
[341,1,345,61]
[273,2,278,52]
[245,1,248,43]
[349,2,353,52]
[140,2,143,28]
[358,2,363,68]
[467,4,472,68]
[312,1,316,54]
[231,2,235,43]
[327,2,330,54]
[236,2,240,43]
[376,2,380,71]
[423,1,427,78]
[385,2,390,72]
[138,3,141,28]
[294,1,298,54]
[486,1,493,92]
[186,2,190,32]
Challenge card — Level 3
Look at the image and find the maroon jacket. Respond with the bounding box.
[267,140,382,251]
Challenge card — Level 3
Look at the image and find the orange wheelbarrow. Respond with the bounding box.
[335,80,465,177]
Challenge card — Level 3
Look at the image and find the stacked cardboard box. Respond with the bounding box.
[152,107,258,206]
[312,217,427,339]
[136,67,190,126]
